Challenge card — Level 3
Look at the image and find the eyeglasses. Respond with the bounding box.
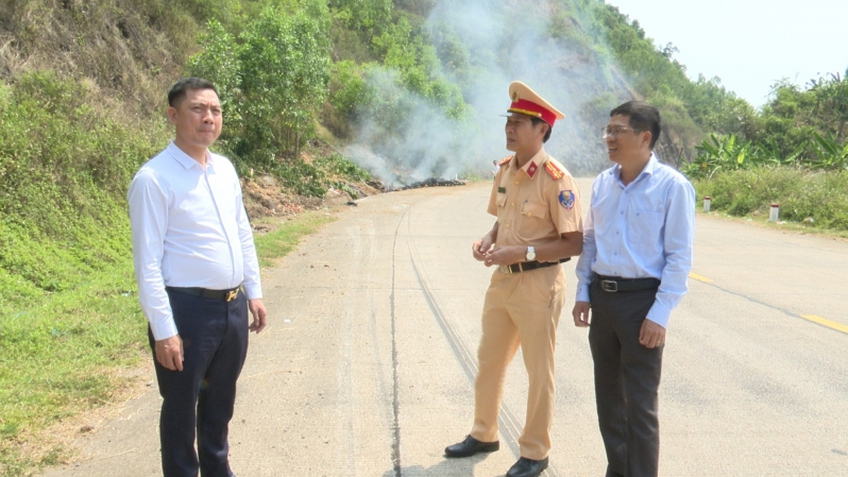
[601,126,637,139]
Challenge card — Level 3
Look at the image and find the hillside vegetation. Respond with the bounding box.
[1,0,847,474]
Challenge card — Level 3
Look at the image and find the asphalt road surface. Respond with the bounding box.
[40,179,848,477]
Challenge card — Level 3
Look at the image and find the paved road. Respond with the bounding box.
[41,179,848,476]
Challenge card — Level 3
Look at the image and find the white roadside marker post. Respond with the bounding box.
[769,202,779,222]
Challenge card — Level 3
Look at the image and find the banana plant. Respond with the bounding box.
[811,132,848,170]
[684,134,752,178]
[755,138,806,166]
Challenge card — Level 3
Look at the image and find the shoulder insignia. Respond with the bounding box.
[559,190,575,210]
[545,161,564,180]
[498,156,512,166]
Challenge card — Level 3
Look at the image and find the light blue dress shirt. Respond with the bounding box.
[575,153,695,328]
[128,142,263,340]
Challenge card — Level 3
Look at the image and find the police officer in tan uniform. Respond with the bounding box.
[445,81,584,477]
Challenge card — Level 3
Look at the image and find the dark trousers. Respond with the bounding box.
[148,289,249,477]
[588,280,663,477]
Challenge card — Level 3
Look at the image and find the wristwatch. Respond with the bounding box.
[525,246,536,262]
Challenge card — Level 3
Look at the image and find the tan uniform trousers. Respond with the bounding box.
[470,263,566,460]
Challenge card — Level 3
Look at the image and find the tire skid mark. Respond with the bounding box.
[337,227,360,475]
[389,213,404,477]
[401,205,561,476]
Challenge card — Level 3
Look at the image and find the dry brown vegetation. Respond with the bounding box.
[0,0,198,115]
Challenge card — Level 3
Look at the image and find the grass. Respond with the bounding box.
[0,209,336,477]
[699,210,848,242]
[0,263,143,476]
[692,167,848,235]
[253,211,337,268]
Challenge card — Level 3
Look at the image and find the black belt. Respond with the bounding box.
[166,286,241,302]
[596,275,660,293]
[500,257,570,274]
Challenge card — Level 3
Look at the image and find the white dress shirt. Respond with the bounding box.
[575,153,695,328]
[128,142,263,340]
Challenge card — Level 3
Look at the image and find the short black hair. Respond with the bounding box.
[167,77,218,107]
[610,101,661,149]
[530,117,553,143]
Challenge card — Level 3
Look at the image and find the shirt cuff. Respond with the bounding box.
[646,302,671,329]
[243,283,263,300]
[576,284,590,303]
[150,318,179,341]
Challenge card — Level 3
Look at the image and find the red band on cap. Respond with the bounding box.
[508,99,557,126]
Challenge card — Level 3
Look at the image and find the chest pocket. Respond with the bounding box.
[628,209,664,243]
[496,193,507,208]
[521,201,548,220]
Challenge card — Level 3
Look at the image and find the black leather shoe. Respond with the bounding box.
[506,456,549,477]
[444,435,499,458]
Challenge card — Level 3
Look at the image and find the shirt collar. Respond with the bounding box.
[167,141,213,170]
[611,152,658,183]
[641,152,659,177]
[518,147,549,179]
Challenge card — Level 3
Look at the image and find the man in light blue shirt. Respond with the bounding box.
[572,101,695,477]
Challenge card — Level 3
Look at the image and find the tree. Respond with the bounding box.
[808,73,848,142]
[328,0,392,41]
[188,2,332,167]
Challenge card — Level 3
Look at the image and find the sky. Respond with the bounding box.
[608,0,848,109]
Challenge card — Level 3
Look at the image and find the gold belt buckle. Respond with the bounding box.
[226,289,239,302]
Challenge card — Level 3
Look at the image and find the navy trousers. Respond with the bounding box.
[588,279,663,477]
[148,288,249,477]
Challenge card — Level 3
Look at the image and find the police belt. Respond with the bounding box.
[596,275,660,293]
[166,286,241,302]
[499,258,570,274]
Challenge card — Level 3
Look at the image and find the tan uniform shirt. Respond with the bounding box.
[487,147,583,252]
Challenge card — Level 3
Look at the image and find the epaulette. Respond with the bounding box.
[544,161,564,180]
[498,156,512,166]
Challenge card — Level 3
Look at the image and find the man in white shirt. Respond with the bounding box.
[128,77,267,477]
[572,101,695,477]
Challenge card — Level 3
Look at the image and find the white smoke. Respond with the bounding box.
[346,0,632,187]
[346,67,476,187]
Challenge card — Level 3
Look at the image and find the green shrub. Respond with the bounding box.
[694,167,848,231]
[329,0,392,41]
[316,152,371,182]
[0,72,162,296]
[325,60,369,137]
